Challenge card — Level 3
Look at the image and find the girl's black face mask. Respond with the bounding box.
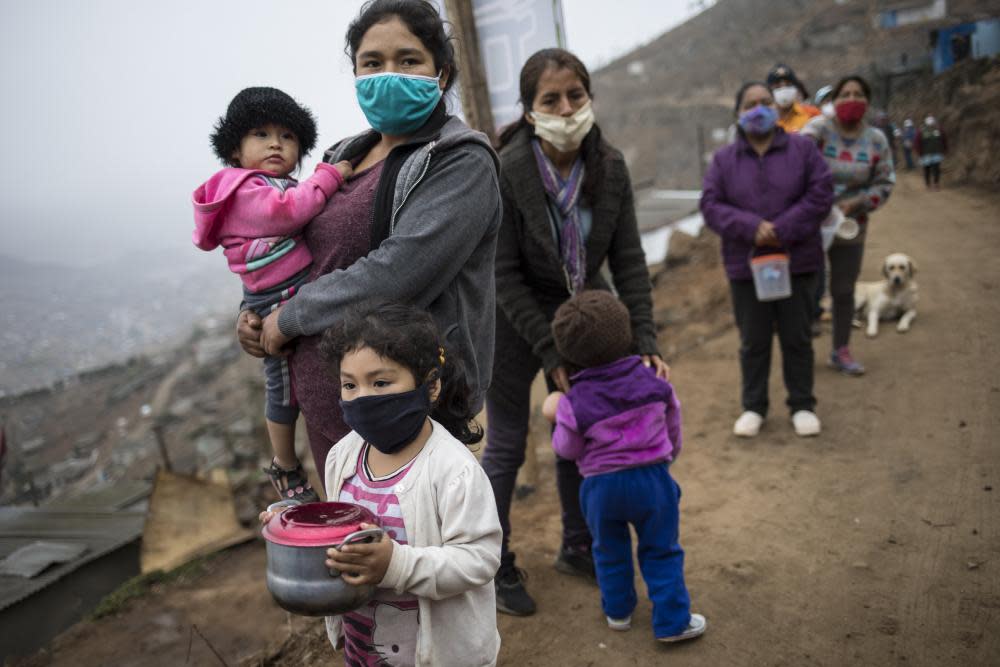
[339,384,431,454]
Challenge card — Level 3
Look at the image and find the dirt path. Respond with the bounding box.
[502,173,1000,666]
[11,174,998,667]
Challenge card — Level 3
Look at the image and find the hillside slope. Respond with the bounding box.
[592,0,1000,188]
[891,56,1000,187]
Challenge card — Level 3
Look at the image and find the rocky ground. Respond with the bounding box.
[8,171,999,667]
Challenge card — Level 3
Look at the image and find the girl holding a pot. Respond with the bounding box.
[263,304,502,666]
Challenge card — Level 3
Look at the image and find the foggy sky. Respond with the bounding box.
[0,1,700,268]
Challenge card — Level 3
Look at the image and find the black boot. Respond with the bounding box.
[495,552,536,616]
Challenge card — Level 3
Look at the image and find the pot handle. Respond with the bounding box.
[328,527,384,578]
[341,527,384,546]
[266,499,302,513]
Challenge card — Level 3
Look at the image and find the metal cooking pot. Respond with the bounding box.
[262,500,383,616]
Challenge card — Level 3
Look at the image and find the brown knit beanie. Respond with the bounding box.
[552,290,633,369]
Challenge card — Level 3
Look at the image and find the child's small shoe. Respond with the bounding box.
[606,615,632,631]
[657,613,707,644]
[264,458,320,504]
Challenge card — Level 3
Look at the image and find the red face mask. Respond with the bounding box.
[835,99,868,124]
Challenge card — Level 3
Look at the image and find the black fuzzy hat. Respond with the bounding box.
[210,87,318,166]
[552,290,633,370]
[766,63,809,99]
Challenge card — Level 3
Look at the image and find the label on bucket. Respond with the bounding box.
[750,253,792,301]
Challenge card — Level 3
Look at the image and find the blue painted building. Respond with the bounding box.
[932,19,1000,72]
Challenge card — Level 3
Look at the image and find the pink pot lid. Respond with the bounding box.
[262,501,380,547]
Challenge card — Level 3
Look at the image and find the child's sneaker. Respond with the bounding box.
[829,346,865,376]
[657,613,707,643]
[264,458,320,504]
[606,615,632,631]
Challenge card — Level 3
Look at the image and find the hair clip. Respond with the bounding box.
[438,347,446,366]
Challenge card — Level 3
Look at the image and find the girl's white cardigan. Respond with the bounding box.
[323,420,501,666]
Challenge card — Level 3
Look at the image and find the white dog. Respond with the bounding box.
[854,253,919,337]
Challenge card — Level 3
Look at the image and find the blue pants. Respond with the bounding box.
[580,464,691,638]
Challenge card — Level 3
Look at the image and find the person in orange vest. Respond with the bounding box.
[767,63,820,133]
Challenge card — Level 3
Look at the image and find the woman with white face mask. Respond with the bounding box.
[482,48,665,618]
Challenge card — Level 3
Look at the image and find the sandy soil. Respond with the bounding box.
[10,173,999,667]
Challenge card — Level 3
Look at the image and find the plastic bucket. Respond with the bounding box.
[750,252,792,301]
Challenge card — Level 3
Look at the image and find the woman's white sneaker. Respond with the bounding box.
[733,411,764,437]
[792,410,821,437]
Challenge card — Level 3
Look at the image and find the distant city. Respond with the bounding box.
[0,249,240,396]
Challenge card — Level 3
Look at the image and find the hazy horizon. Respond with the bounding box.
[1,0,704,269]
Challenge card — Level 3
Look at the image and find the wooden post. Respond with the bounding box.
[444,0,497,142]
[152,420,173,473]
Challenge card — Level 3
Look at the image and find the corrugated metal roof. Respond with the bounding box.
[0,541,89,578]
[0,507,145,612]
[44,480,152,512]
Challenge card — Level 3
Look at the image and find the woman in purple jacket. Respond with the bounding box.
[700,82,833,438]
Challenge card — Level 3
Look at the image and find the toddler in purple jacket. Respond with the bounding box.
[541,290,706,643]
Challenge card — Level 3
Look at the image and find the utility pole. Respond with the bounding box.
[444,0,497,143]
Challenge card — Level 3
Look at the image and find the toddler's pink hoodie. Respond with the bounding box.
[192,163,343,293]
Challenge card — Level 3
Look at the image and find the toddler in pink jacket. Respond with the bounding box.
[192,87,351,503]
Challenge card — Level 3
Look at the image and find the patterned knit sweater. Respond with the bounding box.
[801,116,895,223]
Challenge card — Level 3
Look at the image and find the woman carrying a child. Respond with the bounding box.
[234,0,502,501]
[482,47,667,616]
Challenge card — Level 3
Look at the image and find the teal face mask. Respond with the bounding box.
[355,72,442,135]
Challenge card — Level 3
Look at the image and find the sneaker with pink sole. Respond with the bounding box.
[829,346,865,376]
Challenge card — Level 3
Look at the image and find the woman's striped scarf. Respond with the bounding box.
[531,139,586,293]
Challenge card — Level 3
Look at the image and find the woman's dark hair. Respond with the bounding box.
[497,48,607,204]
[319,303,483,445]
[733,81,771,115]
[831,75,872,101]
[345,0,458,93]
